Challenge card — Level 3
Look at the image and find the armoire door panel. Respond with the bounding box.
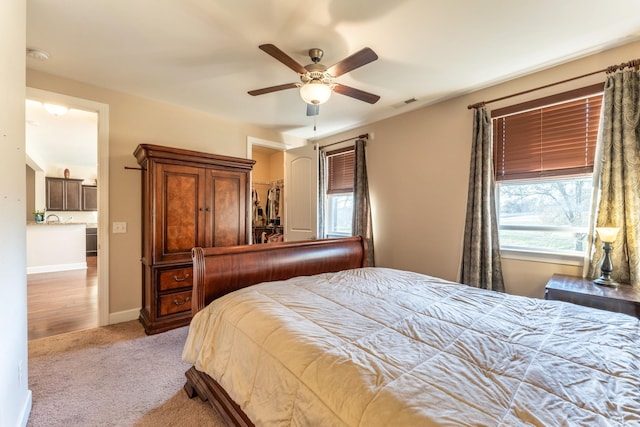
[205,170,246,247]
[155,163,204,262]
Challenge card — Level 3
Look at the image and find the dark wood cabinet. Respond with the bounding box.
[82,185,97,211]
[46,177,83,211]
[545,274,640,319]
[86,227,98,256]
[134,144,254,334]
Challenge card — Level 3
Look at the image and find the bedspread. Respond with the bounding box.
[182,267,640,426]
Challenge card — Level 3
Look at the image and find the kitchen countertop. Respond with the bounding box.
[27,221,93,226]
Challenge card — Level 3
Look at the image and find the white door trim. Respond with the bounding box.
[26,87,110,326]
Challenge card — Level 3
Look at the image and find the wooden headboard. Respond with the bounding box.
[190,236,368,314]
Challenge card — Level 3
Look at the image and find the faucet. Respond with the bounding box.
[46,214,60,223]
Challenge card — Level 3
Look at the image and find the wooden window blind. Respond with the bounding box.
[327,148,355,194]
[492,84,603,181]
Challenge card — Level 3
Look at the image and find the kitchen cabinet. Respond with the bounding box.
[134,144,255,334]
[46,177,83,211]
[86,227,98,256]
[82,185,98,211]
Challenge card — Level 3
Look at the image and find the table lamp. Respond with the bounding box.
[593,227,620,287]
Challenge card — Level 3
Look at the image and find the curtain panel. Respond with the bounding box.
[460,107,505,291]
[587,68,640,286]
[353,139,375,267]
[318,148,327,239]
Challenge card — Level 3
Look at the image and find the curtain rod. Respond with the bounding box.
[467,58,640,110]
[316,133,368,150]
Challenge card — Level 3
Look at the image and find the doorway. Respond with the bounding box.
[247,137,286,243]
[25,88,109,339]
[247,136,318,242]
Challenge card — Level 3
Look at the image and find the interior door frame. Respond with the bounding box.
[26,87,110,327]
[246,136,289,154]
[246,136,307,241]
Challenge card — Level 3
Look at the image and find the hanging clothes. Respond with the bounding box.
[252,188,264,226]
[266,186,281,223]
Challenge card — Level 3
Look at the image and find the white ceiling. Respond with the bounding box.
[25,99,98,172]
[26,0,640,146]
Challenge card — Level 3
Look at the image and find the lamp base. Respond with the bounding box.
[593,277,619,287]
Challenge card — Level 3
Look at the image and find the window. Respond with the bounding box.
[325,148,354,237]
[492,84,603,257]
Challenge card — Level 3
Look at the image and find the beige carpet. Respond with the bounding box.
[27,320,227,426]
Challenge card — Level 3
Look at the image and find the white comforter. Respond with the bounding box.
[182,267,640,426]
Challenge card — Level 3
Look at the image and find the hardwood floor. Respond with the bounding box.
[27,256,98,340]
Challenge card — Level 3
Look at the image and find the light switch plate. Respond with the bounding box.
[112,221,127,234]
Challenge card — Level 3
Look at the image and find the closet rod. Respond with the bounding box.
[467,58,640,110]
[253,179,283,186]
[317,133,368,150]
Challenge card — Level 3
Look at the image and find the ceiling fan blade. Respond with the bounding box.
[327,47,378,77]
[306,104,319,116]
[248,83,298,96]
[259,44,307,74]
[333,84,380,104]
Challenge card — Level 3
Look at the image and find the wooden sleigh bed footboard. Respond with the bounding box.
[183,237,368,426]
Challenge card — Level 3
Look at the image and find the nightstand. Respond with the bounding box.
[545,274,640,319]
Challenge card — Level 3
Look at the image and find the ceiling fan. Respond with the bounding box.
[248,44,380,116]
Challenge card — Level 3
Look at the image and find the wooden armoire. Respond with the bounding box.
[134,144,255,334]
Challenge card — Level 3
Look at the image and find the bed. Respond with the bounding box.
[182,237,640,426]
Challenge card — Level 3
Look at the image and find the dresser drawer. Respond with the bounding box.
[158,267,193,291]
[158,290,192,316]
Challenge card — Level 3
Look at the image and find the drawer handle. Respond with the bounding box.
[172,273,190,282]
[173,296,191,306]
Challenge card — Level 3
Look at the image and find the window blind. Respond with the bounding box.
[327,148,355,194]
[492,84,603,181]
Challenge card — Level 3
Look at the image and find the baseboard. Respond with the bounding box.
[18,389,32,427]
[26,262,87,274]
[108,308,140,325]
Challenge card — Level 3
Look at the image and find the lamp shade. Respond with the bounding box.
[299,81,332,105]
[595,227,620,243]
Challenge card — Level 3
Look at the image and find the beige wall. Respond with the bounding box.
[26,70,285,315]
[252,149,284,182]
[317,40,640,298]
[269,151,284,182]
[252,150,272,184]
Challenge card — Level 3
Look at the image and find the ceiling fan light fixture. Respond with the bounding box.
[43,103,69,116]
[300,81,332,105]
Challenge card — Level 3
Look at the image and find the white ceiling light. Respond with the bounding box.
[299,81,332,105]
[43,103,69,116]
[26,47,50,61]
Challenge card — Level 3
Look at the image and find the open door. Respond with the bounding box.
[284,143,317,241]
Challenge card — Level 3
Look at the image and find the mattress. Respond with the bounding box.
[182,267,640,426]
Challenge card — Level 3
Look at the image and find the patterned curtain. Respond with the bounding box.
[587,67,640,285]
[460,107,505,291]
[353,139,375,266]
[318,148,327,239]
